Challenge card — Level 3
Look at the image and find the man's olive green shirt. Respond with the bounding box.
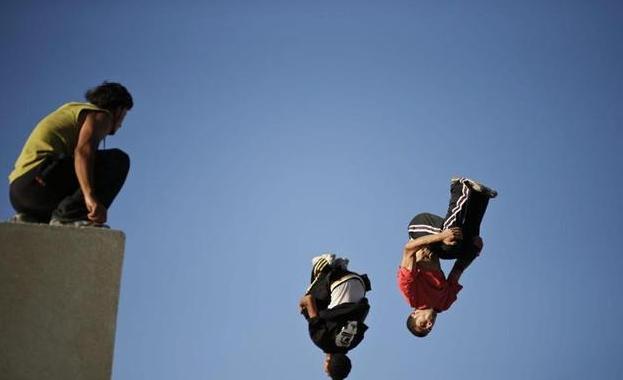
[9,102,109,183]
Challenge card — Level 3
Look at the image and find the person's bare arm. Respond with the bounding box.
[299,294,319,318]
[400,228,462,270]
[74,111,113,223]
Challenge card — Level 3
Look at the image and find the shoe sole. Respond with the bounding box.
[50,219,110,228]
[9,214,42,224]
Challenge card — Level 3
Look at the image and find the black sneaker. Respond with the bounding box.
[49,218,110,228]
[311,253,335,277]
[9,213,42,223]
[334,257,350,270]
[451,177,498,198]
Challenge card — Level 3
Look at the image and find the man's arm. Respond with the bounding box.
[400,227,462,270]
[74,111,113,223]
[299,294,319,319]
[448,236,484,283]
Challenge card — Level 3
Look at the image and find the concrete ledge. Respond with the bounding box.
[0,222,125,380]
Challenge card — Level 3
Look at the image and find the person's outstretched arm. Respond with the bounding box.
[400,228,462,271]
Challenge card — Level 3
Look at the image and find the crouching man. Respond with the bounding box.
[8,81,133,227]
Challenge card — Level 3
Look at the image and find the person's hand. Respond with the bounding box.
[85,194,107,224]
[473,236,484,254]
[442,227,463,246]
[299,294,312,312]
[415,247,433,262]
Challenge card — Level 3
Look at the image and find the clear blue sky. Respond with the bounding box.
[2,1,622,379]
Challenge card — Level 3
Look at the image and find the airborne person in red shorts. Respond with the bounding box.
[398,177,497,337]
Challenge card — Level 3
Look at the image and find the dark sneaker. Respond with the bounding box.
[307,253,336,293]
[9,213,42,223]
[49,218,110,228]
[334,257,350,270]
[311,253,335,277]
[451,176,498,198]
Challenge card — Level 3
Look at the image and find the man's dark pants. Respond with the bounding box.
[9,149,129,222]
[408,180,490,262]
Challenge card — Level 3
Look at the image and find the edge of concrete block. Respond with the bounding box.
[0,221,126,380]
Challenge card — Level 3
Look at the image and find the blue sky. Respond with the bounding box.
[1,1,622,379]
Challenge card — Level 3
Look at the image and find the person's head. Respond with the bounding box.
[323,353,351,379]
[406,308,437,337]
[85,81,133,135]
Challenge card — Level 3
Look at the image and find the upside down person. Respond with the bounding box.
[398,177,497,337]
[299,254,371,379]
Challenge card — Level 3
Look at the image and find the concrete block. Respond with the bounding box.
[0,222,125,380]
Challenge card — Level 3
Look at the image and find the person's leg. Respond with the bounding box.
[52,149,129,221]
[461,191,490,240]
[407,212,459,259]
[442,179,472,231]
[408,213,444,240]
[92,149,130,208]
[442,177,494,236]
[444,177,496,261]
[9,156,78,222]
[305,255,331,310]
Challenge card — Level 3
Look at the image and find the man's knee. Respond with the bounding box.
[110,148,130,166]
[408,213,443,239]
[410,212,438,225]
[99,148,130,171]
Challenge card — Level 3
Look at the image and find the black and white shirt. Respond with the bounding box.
[307,272,371,354]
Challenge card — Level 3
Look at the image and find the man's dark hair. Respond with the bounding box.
[406,314,429,338]
[327,353,351,379]
[85,81,133,111]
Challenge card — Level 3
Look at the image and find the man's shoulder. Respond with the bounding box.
[63,102,106,110]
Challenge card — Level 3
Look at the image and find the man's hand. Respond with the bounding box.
[85,194,107,224]
[299,294,311,312]
[299,294,319,318]
[442,227,463,246]
[415,247,433,263]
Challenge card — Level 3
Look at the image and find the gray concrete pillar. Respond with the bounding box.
[0,223,125,380]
